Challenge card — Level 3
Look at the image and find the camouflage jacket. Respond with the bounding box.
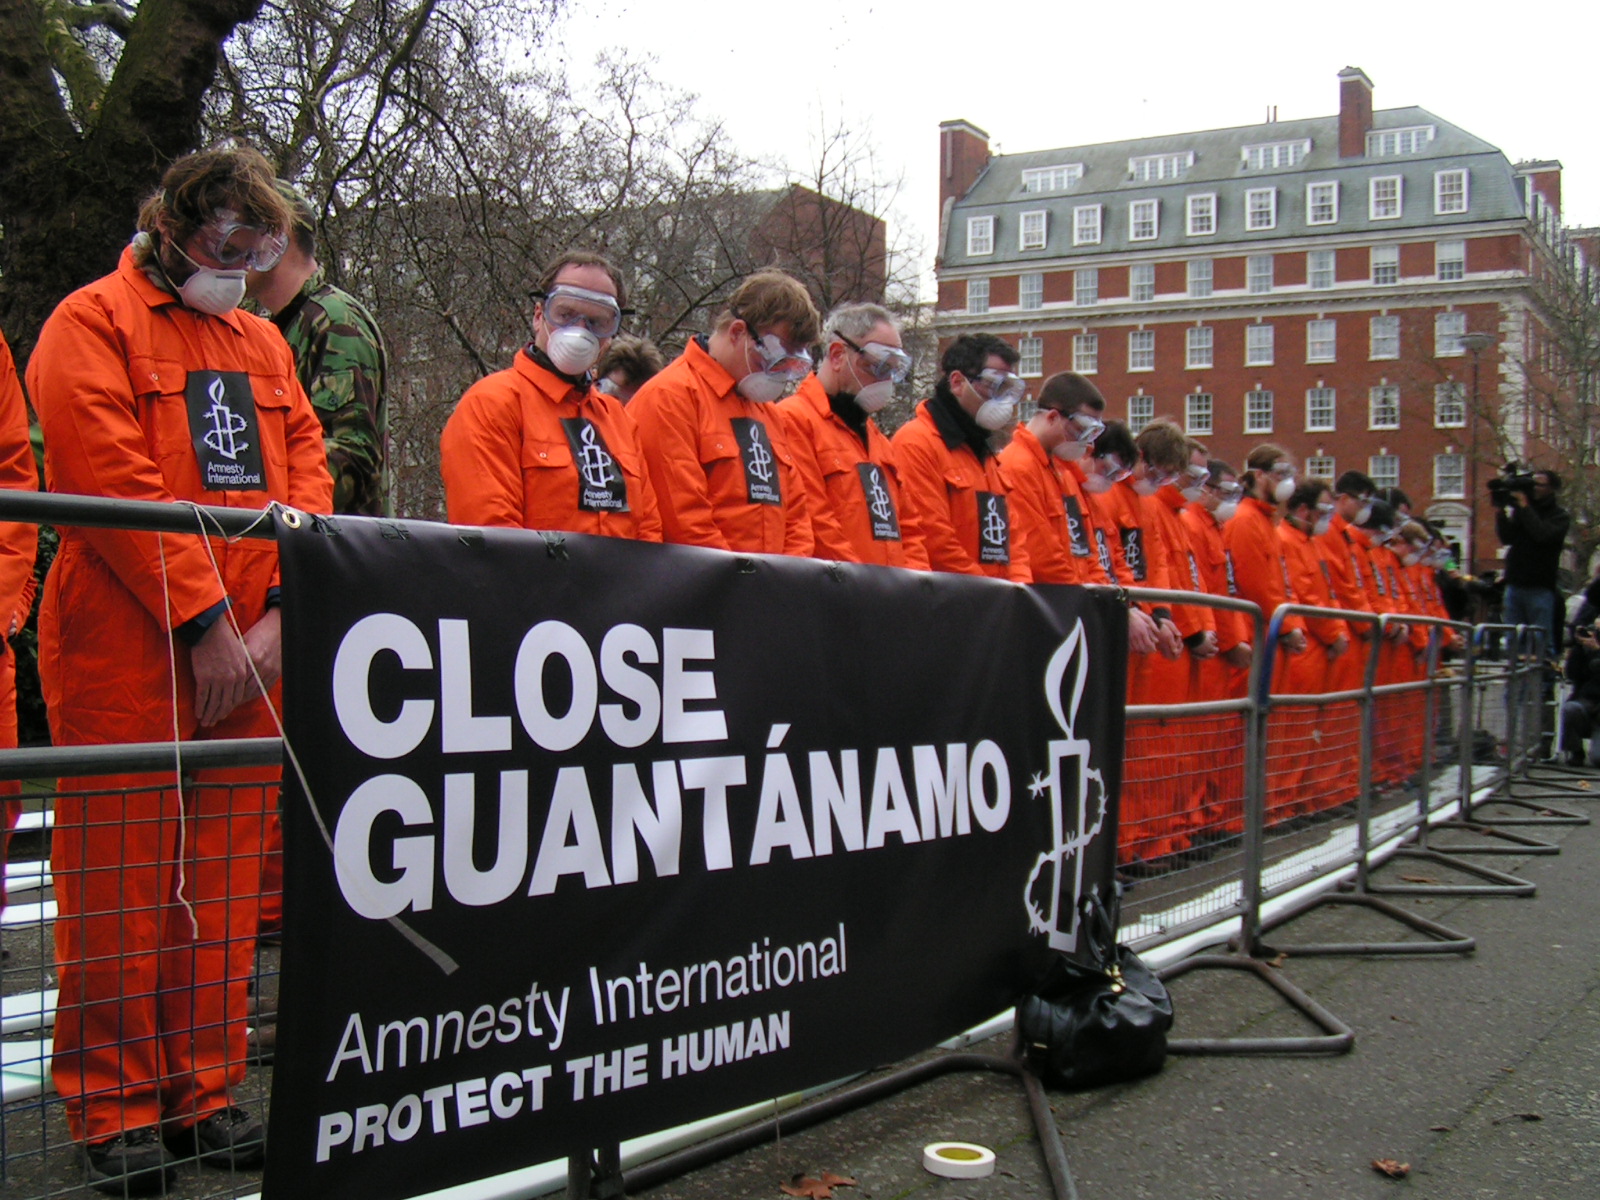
[274,271,389,515]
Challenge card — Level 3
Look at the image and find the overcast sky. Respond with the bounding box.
[555,1,1600,298]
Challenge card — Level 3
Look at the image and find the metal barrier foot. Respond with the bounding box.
[1504,774,1600,798]
[1427,820,1560,856]
[1158,954,1355,1056]
[620,1045,1079,1200]
[1466,796,1590,827]
[1365,848,1537,897]
[1242,893,1474,957]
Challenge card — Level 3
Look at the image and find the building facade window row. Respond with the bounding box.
[1105,381,1477,434]
[969,171,1470,254]
[999,313,1476,368]
[960,239,1477,313]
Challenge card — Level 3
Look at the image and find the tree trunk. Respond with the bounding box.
[0,0,267,367]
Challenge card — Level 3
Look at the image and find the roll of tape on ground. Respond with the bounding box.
[922,1142,996,1179]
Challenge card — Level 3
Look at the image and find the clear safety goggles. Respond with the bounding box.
[1269,461,1298,480]
[1094,453,1132,483]
[541,285,625,338]
[1316,501,1336,516]
[1066,412,1105,444]
[189,210,288,271]
[837,334,911,383]
[1207,479,1244,499]
[973,368,1026,405]
[747,329,813,378]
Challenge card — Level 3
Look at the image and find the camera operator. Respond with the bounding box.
[1560,618,1600,767]
[1492,467,1570,658]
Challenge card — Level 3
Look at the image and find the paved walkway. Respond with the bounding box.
[637,781,1600,1200]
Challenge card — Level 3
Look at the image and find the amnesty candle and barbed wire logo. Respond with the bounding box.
[185,370,265,491]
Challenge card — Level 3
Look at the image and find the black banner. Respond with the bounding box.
[268,518,1124,1200]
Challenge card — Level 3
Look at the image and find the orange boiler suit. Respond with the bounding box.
[628,336,813,555]
[1357,537,1410,785]
[996,426,1113,586]
[28,246,334,1144]
[1183,501,1250,835]
[890,392,1029,581]
[0,330,39,912]
[1316,515,1378,806]
[1389,552,1433,775]
[439,348,663,541]
[1223,496,1311,823]
[1132,484,1215,855]
[1278,520,1351,811]
[775,375,927,568]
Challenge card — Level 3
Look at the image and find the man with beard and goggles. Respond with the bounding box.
[27,144,334,1190]
[629,270,817,555]
[440,251,662,542]
[890,334,1029,580]
[776,303,927,567]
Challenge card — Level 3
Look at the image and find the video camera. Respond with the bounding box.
[1487,462,1537,504]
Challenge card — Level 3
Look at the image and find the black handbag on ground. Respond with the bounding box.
[1017,884,1173,1090]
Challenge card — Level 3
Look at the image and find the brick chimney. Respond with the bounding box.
[1337,67,1374,158]
[939,120,991,209]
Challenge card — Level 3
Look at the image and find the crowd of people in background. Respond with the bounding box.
[0,142,1585,1193]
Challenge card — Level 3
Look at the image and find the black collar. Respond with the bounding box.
[829,390,870,449]
[929,380,992,461]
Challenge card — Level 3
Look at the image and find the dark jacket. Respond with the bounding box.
[1564,636,1600,715]
[1496,495,1570,589]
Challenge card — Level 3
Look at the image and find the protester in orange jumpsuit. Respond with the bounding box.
[998,375,1164,676]
[1315,471,1380,807]
[1182,459,1252,839]
[440,251,662,542]
[629,271,817,555]
[1223,445,1311,825]
[1124,420,1217,865]
[1279,481,1351,811]
[1357,503,1415,785]
[890,334,1029,581]
[775,303,926,568]
[28,146,333,1192]
[0,330,39,913]
[998,372,1113,586]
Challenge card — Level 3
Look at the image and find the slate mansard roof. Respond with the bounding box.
[941,106,1527,270]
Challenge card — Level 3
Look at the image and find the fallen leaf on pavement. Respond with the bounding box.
[1371,1159,1410,1179]
[1266,953,1288,968]
[1428,1125,1452,1132]
[1400,875,1440,884]
[820,1172,857,1188]
[1491,1112,1542,1125]
[780,1175,832,1198]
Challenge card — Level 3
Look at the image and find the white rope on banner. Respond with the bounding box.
[156,532,199,938]
[178,502,459,974]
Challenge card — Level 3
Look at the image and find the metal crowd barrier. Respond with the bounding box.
[0,493,1593,1199]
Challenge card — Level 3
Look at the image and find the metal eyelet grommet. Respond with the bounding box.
[282,510,303,530]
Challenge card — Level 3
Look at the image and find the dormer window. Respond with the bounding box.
[1129,152,1194,182]
[1021,164,1084,193]
[1242,140,1310,170]
[1366,126,1435,156]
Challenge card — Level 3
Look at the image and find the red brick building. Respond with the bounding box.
[933,68,1584,572]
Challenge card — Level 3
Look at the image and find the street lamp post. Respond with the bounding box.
[1458,331,1497,573]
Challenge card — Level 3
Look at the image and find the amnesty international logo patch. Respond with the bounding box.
[560,418,629,513]
[185,371,265,491]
